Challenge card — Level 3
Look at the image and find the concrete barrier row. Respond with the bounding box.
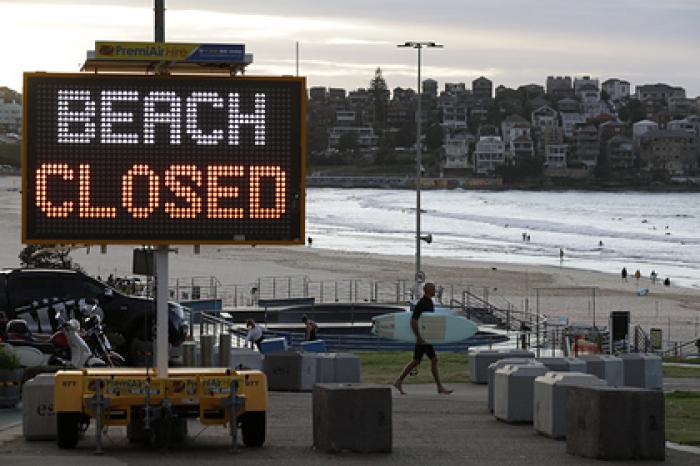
[477,350,665,461]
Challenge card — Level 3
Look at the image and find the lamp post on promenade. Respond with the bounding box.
[397,41,443,287]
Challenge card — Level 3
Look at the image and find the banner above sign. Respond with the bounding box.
[94,42,246,63]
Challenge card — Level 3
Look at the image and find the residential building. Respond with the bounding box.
[560,113,586,138]
[500,114,530,143]
[472,77,493,100]
[531,105,559,131]
[440,101,468,130]
[335,110,357,125]
[474,136,506,175]
[392,87,416,103]
[422,79,438,99]
[557,98,580,113]
[570,123,600,168]
[632,119,659,141]
[635,83,686,104]
[518,84,545,100]
[602,78,631,102]
[442,132,471,173]
[606,136,635,170]
[574,76,599,96]
[0,99,21,133]
[599,119,628,142]
[668,96,694,117]
[544,144,568,168]
[667,118,695,134]
[546,76,573,99]
[444,82,467,97]
[309,86,327,102]
[328,126,378,149]
[495,85,509,97]
[639,129,697,176]
[509,134,535,162]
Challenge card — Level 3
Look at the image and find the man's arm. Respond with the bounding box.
[411,318,425,345]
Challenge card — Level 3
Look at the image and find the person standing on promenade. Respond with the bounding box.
[635,269,641,282]
[244,319,265,351]
[393,282,453,395]
[302,314,318,341]
[621,267,628,282]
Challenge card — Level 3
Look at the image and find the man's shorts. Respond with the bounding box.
[413,344,436,361]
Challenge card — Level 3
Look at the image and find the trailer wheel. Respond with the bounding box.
[241,411,266,447]
[56,412,81,449]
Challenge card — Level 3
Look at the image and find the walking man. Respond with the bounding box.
[393,282,453,395]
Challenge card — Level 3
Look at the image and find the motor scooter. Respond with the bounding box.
[79,301,125,367]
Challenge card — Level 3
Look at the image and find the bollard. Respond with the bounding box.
[219,333,232,367]
[200,335,215,367]
[182,341,196,367]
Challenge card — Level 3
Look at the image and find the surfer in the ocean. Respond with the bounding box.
[393,282,453,395]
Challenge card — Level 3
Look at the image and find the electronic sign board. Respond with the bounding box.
[22,73,305,244]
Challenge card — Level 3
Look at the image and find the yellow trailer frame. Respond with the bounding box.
[54,367,268,453]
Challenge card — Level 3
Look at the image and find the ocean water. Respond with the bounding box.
[307,188,700,289]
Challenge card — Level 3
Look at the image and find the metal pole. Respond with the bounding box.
[154,0,165,42]
[155,245,169,377]
[295,41,299,76]
[592,288,596,327]
[415,45,422,278]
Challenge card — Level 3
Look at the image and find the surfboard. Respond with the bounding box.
[371,312,479,344]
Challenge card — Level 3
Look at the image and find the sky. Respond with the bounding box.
[1,0,699,96]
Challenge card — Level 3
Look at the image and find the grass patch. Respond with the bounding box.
[663,357,700,365]
[666,391,700,446]
[664,366,700,378]
[358,351,469,384]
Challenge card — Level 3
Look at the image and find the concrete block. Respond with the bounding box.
[487,358,534,413]
[229,348,264,371]
[533,372,606,439]
[200,334,215,367]
[493,363,548,423]
[620,353,662,389]
[259,337,288,354]
[182,341,196,367]
[22,373,56,440]
[313,383,391,453]
[580,355,624,386]
[312,353,336,383]
[469,350,535,384]
[566,386,665,460]
[263,351,317,391]
[301,340,327,353]
[333,353,361,383]
[537,357,587,373]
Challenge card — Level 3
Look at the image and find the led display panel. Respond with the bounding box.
[23,73,305,244]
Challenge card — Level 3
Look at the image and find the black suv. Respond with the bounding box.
[0,268,188,364]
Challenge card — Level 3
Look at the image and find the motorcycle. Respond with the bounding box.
[79,300,125,367]
[2,299,108,369]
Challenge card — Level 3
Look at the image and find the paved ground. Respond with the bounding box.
[0,382,697,465]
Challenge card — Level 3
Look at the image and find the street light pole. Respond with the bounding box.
[397,41,443,283]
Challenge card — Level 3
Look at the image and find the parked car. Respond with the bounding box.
[0,268,188,365]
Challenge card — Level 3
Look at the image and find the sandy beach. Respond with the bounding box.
[2,175,700,344]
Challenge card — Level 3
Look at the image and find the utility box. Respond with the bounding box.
[487,358,534,413]
[313,384,392,453]
[537,357,586,373]
[22,373,57,440]
[533,372,606,439]
[493,363,548,423]
[259,337,289,354]
[566,386,665,460]
[620,353,662,389]
[469,350,534,384]
[333,353,361,383]
[264,351,317,391]
[580,355,624,386]
[301,340,327,353]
